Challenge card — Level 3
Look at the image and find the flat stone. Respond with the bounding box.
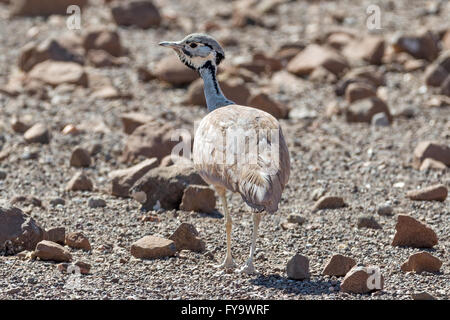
[130,235,176,259]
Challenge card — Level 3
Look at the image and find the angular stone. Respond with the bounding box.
[247,92,289,119]
[130,235,176,259]
[287,44,348,76]
[401,252,442,273]
[406,184,447,201]
[413,141,450,169]
[111,0,161,29]
[83,28,124,57]
[0,206,46,254]
[120,112,154,134]
[393,30,439,61]
[66,172,93,191]
[342,36,385,65]
[419,158,447,171]
[46,227,65,245]
[34,240,72,262]
[357,215,382,229]
[28,61,88,87]
[286,253,310,280]
[340,265,384,293]
[345,82,376,103]
[130,164,206,210]
[323,254,356,276]
[392,215,438,248]
[345,97,392,124]
[169,223,205,252]
[180,185,216,213]
[70,147,91,167]
[312,196,346,211]
[65,232,91,251]
[110,158,158,198]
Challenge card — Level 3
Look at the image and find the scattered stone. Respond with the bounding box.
[70,147,91,167]
[342,36,385,65]
[130,235,176,259]
[413,141,450,169]
[88,197,106,208]
[419,158,447,171]
[286,253,310,280]
[11,0,88,17]
[312,196,346,211]
[83,28,124,57]
[11,117,31,133]
[46,227,65,245]
[34,240,72,262]
[345,82,376,103]
[287,44,348,76]
[287,214,306,225]
[411,292,436,300]
[111,0,161,29]
[28,61,88,87]
[10,195,42,207]
[65,232,91,251]
[130,164,206,210]
[377,203,394,216]
[425,64,448,87]
[49,198,65,207]
[406,184,447,202]
[57,261,91,274]
[0,170,6,180]
[120,122,183,164]
[371,112,390,127]
[109,158,158,198]
[393,30,439,61]
[66,172,93,191]
[340,265,384,293]
[401,252,442,273]
[120,112,154,134]
[18,37,84,72]
[180,185,216,213]
[345,97,392,124]
[323,254,356,276]
[357,213,383,228]
[247,92,289,119]
[154,54,198,86]
[169,223,205,252]
[392,214,438,248]
[0,206,46,254]
[24,123,50,144]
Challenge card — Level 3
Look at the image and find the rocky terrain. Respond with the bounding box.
[0,0,449,300]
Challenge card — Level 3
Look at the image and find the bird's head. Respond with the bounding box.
[159,33,225,71]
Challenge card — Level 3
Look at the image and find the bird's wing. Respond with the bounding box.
[193,105,290,213]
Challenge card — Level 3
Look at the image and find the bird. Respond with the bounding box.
[159,33,290,274]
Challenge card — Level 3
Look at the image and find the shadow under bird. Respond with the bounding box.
[160,33,290,274]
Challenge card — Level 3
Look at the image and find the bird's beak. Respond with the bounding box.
[159,41,183,49]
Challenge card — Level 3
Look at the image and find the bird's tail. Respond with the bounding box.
[238,166,283,214]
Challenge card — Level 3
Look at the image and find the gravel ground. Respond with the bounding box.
[0,0,449,300]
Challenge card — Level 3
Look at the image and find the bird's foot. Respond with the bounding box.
[214,256,237,270]
[238,262,258,275]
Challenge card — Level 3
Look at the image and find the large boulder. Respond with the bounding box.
[0,206,46,254]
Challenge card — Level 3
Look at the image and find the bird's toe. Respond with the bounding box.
[238,264,258,275]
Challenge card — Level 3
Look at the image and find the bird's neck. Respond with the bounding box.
[198,61,234,112]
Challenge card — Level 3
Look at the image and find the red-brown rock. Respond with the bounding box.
[392,215,438,248]
[322,254,356,276]
[180,185,216,213]
[401,252,442,273]
[406,184,447,202]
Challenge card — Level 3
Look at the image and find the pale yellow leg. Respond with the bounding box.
[238,212,261,275]
[214,187,236,270]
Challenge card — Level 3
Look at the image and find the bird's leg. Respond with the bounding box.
[238,211,261,275]
[214,187,237,270]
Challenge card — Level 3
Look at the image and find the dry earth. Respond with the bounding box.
[0,0,449,300]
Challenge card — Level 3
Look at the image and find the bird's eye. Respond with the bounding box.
[189,43,198,48]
